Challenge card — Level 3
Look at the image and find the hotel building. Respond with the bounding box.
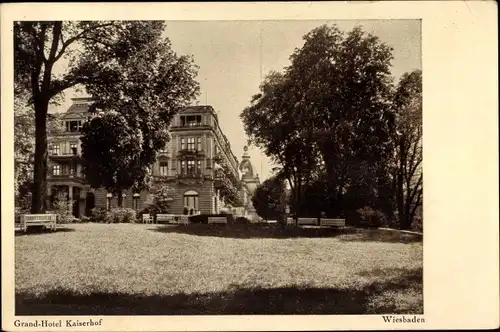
[47,97,260,219]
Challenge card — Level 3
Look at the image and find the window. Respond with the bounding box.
[197,160,202,172]
[52,144,60,155]
[52,164,60,176]
[183,190,199,214]
[159,162,168,176]
[187,160,195,174]
[181,160,186,174]
[70,143,78,155]
[66,120,83,132]
[181,115,202,127]
[187,137,195,151]
[197,137,202,151]
[181,137,186,150]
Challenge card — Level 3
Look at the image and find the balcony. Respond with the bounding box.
[49,148,80,161]
[48,172,86,185]
[178,169,204,179]
[177,149,205,157]
[214,170,232,190]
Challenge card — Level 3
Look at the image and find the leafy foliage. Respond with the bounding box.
[91,207,108,223]
[107,208,137,223]
[51,191,74,224]
[139,182,172,215]
[80,112,146,206]
[79,23,199,205]
[14,89,63,205]
[392,70,422,229]
[356,206,388,228]
[14,21,198,213]
[241,24,396,221]
[217,163,243,207]
[251,176,287,222]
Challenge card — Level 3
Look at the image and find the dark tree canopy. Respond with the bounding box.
[392,70,423,229]
[242,24,397,219]
[251,176,287,222]
[14,21,199,212]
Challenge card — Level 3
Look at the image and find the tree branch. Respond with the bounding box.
[53,22,115,63]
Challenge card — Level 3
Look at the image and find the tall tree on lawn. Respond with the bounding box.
[392,70,423,230]
[14,21,199,212]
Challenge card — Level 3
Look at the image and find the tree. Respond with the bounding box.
[14,89,63,203]
[251,176,287,222]
[79,24,199,204]
[14,21,179,213]
[392,70,422,229]
[80,112,146,207]
[241,72,320,216]
[141,181,172,215]
[241,24,396,219]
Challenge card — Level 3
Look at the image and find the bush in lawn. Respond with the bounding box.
[91,207,108,223]
[138,191,171,220]
[188,213,229,224]
[108,208,137,223]
[234,216,252,225]
[356,206,387,228]
[80,216,91,223]
[52,192,74,224]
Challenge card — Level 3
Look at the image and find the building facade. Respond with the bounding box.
[47,98,260,219]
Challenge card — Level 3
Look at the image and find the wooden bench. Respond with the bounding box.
[320,218,346,227]
[171,215,189,225]
[142,214,154,224]
[20,214,57,232]
[297,217,318,226]
[286,217,295,225]
[156,214,175,224]
[208,216,227,224]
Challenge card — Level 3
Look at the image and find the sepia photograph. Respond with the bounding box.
[2,1,498,331]
[13,18,423,316]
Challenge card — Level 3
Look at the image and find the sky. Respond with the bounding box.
[51,20,421,181]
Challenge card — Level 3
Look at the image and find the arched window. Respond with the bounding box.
[183,190,199,214]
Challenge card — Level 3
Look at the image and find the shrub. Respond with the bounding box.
[188,213,229,224]
[356,206,387,228]
[91,207,108,223]
[80,216,91,223]
[138,199,170,217]
[52,192,74,224]
[234,216,252,225]
[108,208,137,223]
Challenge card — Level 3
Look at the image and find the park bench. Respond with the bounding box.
[286,217,295,225]
[156,214,175,224]
[319,218,346,227]
[171,215,189,225]
[297,217,318,226]
[142,214,154,224]
[20,214,57,232]
[208,216,227,224]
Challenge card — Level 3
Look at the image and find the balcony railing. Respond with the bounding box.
[178,149,205,156]
[48,173,86,183]
[178,170,203,179]
[214,170,232,190]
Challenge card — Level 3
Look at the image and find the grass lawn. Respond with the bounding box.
[15,223,423,315]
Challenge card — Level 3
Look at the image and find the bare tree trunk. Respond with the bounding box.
[31,98,49,213]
